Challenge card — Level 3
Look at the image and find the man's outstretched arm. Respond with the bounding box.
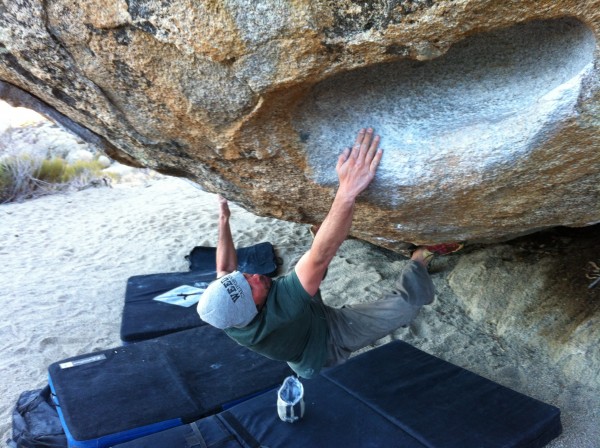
[216,195,237,278]
[295,128,383,296]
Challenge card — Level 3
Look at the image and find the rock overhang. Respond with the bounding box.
[1,2,599,250]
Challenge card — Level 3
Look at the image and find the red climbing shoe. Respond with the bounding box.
[422,242,464,263]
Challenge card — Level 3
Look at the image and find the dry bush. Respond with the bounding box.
[0,155,111,203]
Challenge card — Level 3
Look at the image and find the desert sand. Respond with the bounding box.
[1,175,598,447]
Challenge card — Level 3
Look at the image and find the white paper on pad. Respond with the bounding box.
[153,285,206,307]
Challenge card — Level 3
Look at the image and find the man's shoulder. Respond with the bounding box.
[271,270,312,299]
[273,269,297,284]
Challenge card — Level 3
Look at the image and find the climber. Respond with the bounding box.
[197,128,462,378]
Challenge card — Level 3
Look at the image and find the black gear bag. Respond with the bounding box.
[9,386,67,448]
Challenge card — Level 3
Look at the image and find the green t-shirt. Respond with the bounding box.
[224,270,328,378]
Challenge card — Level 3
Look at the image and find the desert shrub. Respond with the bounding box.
[0,155,110,203]
[0,163,10,197]
[62,159,105,182]
[35,157,67,183]
[0,155,46,203]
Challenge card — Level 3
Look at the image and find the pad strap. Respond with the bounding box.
[219,411,261,448]
[185,421,207,448]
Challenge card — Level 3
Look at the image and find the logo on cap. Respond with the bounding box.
[220,275,245,303]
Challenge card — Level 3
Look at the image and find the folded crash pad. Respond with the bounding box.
[115,374,427,448]
[321,341,562,448]
[120,270,209,343]
[120,242,278,343]
[48,325,291,448]
[115,340,562,448]
[186,242,278,277]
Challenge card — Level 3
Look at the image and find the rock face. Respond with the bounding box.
[1,1,599,249]
[447,226,600,389]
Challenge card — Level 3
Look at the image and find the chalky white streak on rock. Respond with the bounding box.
[294,19,595,210]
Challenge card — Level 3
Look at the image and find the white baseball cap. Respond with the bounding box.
[197,271,257,329]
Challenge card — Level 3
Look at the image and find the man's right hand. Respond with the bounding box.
[335,128,383,200]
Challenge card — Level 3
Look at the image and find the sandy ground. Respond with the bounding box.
[1,176,598,447]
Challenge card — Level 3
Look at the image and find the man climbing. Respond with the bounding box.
[197,128,462,378]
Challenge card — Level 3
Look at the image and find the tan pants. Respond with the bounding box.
[322,260,434,368]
